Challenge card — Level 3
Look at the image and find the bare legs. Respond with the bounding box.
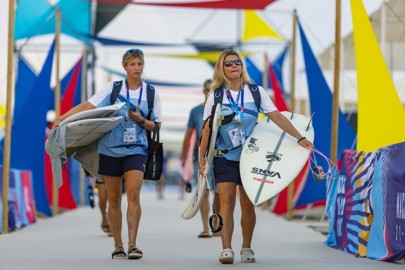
[216,183,256,250]
[200,191,210,234]
[239,186,256,249]
[103,170,143,250]
[104,175,124,248]
[124,170,143,247]
[97,182,111,235]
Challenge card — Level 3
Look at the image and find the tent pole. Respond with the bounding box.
[331,0,341,164]
[2,0,16,234]
[381,0,387,62]
[79,47,88,206]
[52,8,61,216]
[263,53,269,90]
[287,10,297,221]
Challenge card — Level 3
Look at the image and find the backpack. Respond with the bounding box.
[110,80,155,120]
[208,83,261,157]
[213,83,261,112]
[110,80,163,181]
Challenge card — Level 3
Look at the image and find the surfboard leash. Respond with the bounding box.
[308,147,339,182]
[207,171,223,233]
[209,203,223,233]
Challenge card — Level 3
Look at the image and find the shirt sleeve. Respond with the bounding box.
[88,81,116,107]
[258,86,278,113]
[203,93,215,120]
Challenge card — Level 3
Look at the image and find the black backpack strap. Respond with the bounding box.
[215,85,260,112]
[146,83,155,120]
[110,80,123,105]
[213,87,223,106]
[247,83,261,112]
[110,81,155,121]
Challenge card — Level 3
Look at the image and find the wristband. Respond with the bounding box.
[297,137,306,144]
[139,118,145,125]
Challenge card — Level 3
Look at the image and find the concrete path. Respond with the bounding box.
[0,185,403,270]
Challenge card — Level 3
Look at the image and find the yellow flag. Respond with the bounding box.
[0,104,5,128]
[242,10,283,41]
[351,0,405,152]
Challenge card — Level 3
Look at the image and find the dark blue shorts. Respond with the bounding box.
[98,154,147,177]
[213,157,242,185]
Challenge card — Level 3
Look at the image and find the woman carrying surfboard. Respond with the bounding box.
[199,49,313,264]
[52,49,163,260]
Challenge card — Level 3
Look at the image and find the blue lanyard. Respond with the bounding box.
[125,79,143,110]
[225,85,244,124]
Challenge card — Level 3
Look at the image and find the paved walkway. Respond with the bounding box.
[0,185,403,270]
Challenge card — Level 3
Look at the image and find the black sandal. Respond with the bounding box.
[128,245,143,260]
[111,247,127,259]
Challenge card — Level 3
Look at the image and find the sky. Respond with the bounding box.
[0,0,385,148]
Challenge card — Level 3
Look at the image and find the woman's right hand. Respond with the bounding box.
[51,118,63,129]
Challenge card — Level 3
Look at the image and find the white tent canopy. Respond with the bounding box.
[314,0,405,108]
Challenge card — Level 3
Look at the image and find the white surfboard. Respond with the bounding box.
[59,102,125,125]
[65,116,122,148]
[60,102,125,154]
[240,111,314,206]
[181,104,221,220]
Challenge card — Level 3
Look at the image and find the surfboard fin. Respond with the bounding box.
[289,104,296,119]
[306,112,315,131]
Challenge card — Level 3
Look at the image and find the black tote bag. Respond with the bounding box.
[144,123,163,180]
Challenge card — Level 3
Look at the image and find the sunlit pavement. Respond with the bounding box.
[0,184,403,270]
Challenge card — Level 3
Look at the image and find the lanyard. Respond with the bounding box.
[225,85,244,125]
[125,79,143,110]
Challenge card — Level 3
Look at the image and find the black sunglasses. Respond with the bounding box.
[224,59,242,67]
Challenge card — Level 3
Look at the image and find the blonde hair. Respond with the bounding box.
[122,49,145,66]
[210,49,251,94]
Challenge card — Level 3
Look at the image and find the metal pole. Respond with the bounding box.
[287,10,297,221]
[2,0,16,234]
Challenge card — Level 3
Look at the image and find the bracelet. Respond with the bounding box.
[297,137,306,144]
[139,118,145,125]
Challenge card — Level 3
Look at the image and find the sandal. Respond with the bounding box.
[128,246,143,260]
[240,247,255,263]
[198,231,212,238]
[219,248,234,264]
[111,247,127,259]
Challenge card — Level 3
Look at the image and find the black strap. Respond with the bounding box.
[110,80,155,121]
[110,81,123,105]
[213,84,261,112]
[146,84,155,121]
[247,83,261,112]
[151,122,160,142]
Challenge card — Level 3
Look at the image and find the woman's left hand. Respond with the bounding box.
[128,105,142,123]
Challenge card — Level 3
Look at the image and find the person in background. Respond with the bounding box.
[84,169,113,237]
[199,49,313,264]
[96,179,113,237]
[53,48,163,260]
[181,79,220,238]
[155,154,168,200]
